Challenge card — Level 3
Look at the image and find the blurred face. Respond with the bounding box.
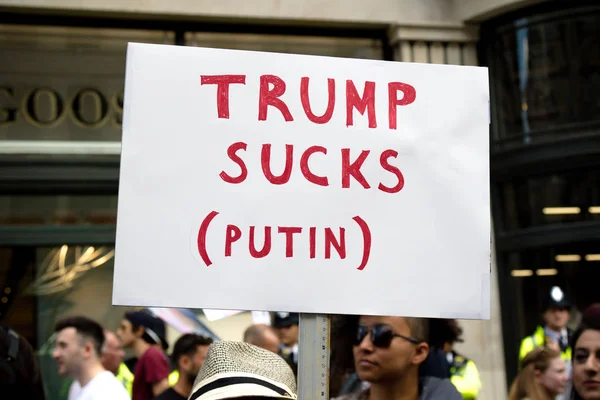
[544,307,570,331]
[352,316,428,384]
[261,330,281,354]
[52,328,87,378]
[277,324,299,347]
[573,329,600,400]
[116,319,137,348]
[536,356,568,395]
[181,345,210,384]
[101,331,125,374]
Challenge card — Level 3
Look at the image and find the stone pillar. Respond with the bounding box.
[389,24,507,400]
[389,23,479,65]
[456,238,508,400]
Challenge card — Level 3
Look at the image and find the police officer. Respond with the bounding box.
[428,319,482,400]
[115,362,134,397]
[518,286,572,364]
[448,351,482,400]
[273,312,299,377]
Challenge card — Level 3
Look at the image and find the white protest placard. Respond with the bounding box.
[113,43,490,319]
[202,309,243,321]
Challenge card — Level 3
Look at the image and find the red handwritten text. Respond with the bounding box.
[219,142,405,193]
[200,74,416,130]
[197,211,371,270]
[197,72,411,268]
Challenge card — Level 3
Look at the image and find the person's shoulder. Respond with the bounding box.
[142,346,168,362]
[521,325,544,339]
[331,389,368,400]
[452,351,471,366]
[144,345,164,356]
[154,388,184,400]
[68,379,81,399]
[420,376,463,400]
[93,371,130,399]
[68,379,81,391]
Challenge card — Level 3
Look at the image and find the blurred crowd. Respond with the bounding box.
[0,292,599,400]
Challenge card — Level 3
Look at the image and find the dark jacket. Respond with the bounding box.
[337,347,451,396]
[419,347,451,379]
[333,376,462,400]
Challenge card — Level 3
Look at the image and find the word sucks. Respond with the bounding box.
[197,211,372,271]
[200,74,416,130]
[220,143,405,193]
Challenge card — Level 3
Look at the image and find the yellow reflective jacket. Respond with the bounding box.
[449,353,482,400]
[518,325,571,363]
[115,362,134,397]
[169,370,179,386]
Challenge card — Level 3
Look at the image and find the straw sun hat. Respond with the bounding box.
[189,341,298,400]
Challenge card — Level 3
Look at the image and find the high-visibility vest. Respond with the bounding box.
[449,353,482,400]
[169,370,179,386]
[115,362,134,397]
[518,325,572,363]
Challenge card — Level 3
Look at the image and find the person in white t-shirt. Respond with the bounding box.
[52,316,130,400]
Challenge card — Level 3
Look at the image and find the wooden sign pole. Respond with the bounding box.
[297,313,331,400]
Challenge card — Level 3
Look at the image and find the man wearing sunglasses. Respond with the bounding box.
[334,315,462,400]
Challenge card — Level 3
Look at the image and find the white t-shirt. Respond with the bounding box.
[68,371,130,400]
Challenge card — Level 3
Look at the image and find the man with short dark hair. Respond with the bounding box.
[117,311,170,400]
[243,324,280,354]
[155,334,213,400]
[334,315,462,400]
[53,316,129,400]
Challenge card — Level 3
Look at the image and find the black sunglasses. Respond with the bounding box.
[355,324,421,348]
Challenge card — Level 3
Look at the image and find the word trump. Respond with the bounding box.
[200,74,416,129]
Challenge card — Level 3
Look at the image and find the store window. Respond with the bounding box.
[1,26,385,146]
[0,25,175,142]
[186,32,383,59]
[0,195,118,225]
[489,8,600,148]
[498,167,600,231]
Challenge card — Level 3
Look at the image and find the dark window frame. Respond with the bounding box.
[0,9,394,59]
[482,2,600,151]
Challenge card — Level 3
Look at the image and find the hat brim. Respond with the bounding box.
[548,302,571,310]
[191,373,297,400]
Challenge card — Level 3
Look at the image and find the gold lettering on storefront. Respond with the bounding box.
[0,86,124,129]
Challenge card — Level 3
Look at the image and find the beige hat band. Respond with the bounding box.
[190,374,295,400]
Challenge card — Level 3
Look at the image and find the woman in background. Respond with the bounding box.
[570,304,600,400]
[507,346,568,400]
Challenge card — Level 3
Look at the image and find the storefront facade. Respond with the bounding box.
[480,0,600,384]
[0,1,597,399]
